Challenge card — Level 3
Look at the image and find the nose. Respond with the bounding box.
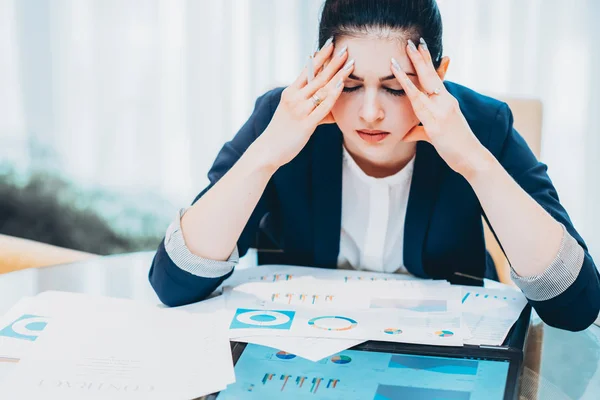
[359,90,385,124]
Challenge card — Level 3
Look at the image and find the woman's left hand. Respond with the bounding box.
[390,39,486,177]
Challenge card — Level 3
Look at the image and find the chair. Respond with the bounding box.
[484,97,543,284]
[0,234,96,274]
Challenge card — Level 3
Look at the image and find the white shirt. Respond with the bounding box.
[337,147,416,273]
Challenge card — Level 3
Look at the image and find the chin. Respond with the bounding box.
[353,141,394,161]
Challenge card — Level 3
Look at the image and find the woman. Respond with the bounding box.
[149,0,600,331]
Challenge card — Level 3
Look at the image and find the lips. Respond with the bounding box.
[356,129,390,143]
[356,129,390,135]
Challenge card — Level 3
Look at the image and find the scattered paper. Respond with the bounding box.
[459,286,528,345]
[0,291,234,399]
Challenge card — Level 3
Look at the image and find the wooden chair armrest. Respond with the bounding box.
[0,234,97,274]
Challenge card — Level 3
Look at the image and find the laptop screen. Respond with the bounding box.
[217,343,511,399]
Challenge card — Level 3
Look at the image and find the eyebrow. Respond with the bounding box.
[348,72,416,82]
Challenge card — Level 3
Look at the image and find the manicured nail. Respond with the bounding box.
[419,37,428,51]
[307,55,315,81]
[343,59,355,70]
[337,45,348,57]
[336,79,344,89]
[391,57,401,71]
[407,39,417,53]
[321,36,334,50]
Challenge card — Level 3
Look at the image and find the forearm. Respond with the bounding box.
[181,137,278,261]
[462,145,563,277]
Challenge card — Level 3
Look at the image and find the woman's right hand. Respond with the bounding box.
[256,41,355,169]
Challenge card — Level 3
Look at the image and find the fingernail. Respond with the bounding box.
[336,79,344,89]
[337,45,348,57]
[407,39,417,53]
[419,37,428,51]
[391,57,401,71]
[343,59,355,70]
[321,36,334,50]
[307,55,315,81]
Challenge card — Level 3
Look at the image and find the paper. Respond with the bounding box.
[0,291,234,399]
[227,306,464,346]
[459,287,528,345]
[222,264,422,289]
[224,277,451,311]
[233,336,364,362]
[0,296,40,360]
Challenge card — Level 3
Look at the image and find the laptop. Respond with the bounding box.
[203,305,531,400]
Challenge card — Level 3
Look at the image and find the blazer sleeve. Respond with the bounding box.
[487,103,600,331]
[149,88,283,307]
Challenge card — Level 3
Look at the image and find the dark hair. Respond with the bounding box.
[319,0,443,69]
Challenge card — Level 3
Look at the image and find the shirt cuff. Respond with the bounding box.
[164,208,239,278]
[510,223,585,301]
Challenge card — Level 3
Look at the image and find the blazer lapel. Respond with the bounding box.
[311,125,343,269]
[403,141,447,277]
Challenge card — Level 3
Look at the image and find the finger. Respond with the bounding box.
[307,59,354,125]
[290,38,335,90]
[301,45,349,98]
[391,57,434,125]
[418,37,434,65]
[402,125,431,143]
[406,39,445,95]
[307,55,315,82]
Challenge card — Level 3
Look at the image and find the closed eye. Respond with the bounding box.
[342,86,361,93]
[342,85,406,97]
[384,88,406,97]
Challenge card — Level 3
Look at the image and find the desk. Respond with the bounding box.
[0,252,598,399]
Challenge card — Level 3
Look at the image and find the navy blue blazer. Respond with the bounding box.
[150,82,600,331]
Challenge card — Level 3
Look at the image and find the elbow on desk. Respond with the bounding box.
[531,257,600,332]
[537,298,600,332]
[148,241,224,307]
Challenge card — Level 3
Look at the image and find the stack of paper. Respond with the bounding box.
[0,291,234,399]
[203,265,530,361]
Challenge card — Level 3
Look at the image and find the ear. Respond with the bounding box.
[436,56,450,80]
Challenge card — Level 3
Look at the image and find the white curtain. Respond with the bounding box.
[1,0,599,260]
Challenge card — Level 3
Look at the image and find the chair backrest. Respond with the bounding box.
[484,97,543,283]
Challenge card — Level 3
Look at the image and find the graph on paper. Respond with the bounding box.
[268,293,336,306]
[259,373,339,394]
[462,291,519,310]
[370,298,448,312]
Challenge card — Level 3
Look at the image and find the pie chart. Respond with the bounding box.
[330,355,352,365]
[276,351,296,360]
[384,328,403,335]
[435,330,454,338]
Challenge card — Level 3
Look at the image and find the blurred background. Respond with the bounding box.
[0,0,599,260]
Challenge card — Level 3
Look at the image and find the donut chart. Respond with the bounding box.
[308,316,357,331]
[230,309,296,330]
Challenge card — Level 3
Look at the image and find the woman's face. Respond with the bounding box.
[331,35,443,166]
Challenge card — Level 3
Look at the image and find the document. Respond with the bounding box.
[222,264,422,289]
[227,306,464,346]
[233,336,365,362]
[459,287,528,345]
[224,277,451,311]
[0,291,234,399]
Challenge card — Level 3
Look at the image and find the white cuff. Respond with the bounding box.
[510,224,584,301]
[164,208,239,278]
